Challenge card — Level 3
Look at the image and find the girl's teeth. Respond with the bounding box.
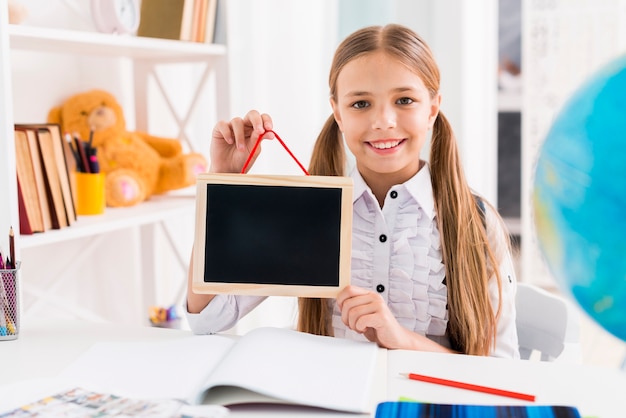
[371,141,400,149]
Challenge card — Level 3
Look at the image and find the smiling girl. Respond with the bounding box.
[186,24,519,358]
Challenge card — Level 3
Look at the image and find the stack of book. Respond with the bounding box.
[136,0,219,44]
[13,124,77,235]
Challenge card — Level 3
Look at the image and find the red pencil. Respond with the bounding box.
[401,372,536,402]
[73,134,91,173]
[8,226,15,269]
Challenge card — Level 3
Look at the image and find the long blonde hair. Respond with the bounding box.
[298,24,503,356]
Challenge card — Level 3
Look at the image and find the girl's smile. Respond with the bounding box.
[367,138,406,151]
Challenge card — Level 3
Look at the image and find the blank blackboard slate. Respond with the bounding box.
[192,173,353,297]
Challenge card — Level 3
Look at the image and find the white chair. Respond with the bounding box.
[515,282,580,361]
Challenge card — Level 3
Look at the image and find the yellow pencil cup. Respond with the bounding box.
[75,172,106,215]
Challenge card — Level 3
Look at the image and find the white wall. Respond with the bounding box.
[429,0,498,203]
[224,0,338,175]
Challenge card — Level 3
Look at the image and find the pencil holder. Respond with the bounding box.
[0,261,20,341]
[75,172,106,215]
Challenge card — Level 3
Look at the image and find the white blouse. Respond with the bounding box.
[185,164,520,358]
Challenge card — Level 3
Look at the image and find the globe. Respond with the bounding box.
[533,54,626,343]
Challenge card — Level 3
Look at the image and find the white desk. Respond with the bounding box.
[1,320,625,417]
[0,320,385,417]
[388,350,626,418]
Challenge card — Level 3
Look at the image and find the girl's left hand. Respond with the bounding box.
[337,285,409,349]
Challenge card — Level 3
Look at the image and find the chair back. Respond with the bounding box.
[516,282,579,361]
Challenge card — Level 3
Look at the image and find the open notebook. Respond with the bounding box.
[58,327,379,414]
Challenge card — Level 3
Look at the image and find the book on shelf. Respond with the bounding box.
[28,128,53,228]
[21,124,77,226]
[191,0,218,43]
[15,125,52,232]
[14,130,44,234]
[15,124,76,230]
[16,180,34,235]
[34,127,67,229]
[58,326,380,414]
[203,0,218,43]
[137,0,190,41]
[188,0,203,42]
[42,124,76,226]
[137,0,218,43]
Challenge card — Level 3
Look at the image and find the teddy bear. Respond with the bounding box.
[7,0,28,24]
[48,89,207,207]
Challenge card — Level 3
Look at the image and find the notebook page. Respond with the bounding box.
[59,334,235,403]
[201,327,379,413]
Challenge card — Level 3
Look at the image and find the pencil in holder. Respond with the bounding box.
[0,261,20,341]
[75,172,106,215]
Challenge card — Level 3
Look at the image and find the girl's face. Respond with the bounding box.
[331,51,440,184]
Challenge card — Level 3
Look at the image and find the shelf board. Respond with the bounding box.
[20,193,196,249]
[8,25,226,62]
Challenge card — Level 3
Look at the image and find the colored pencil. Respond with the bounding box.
[8,227,15,269]
[400,372,536,402]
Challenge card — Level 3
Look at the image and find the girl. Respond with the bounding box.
[186,24,519,358]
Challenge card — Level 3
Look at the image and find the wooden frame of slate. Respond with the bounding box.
[192,173,353,297]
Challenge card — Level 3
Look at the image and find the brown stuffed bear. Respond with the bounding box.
[48,89,207,207]
[8,0,28,24]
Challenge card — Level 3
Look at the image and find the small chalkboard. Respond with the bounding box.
[192,173,353,297]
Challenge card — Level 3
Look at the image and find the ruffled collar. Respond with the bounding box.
[350,161,435,219]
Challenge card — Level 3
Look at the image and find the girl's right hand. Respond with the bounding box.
[209,110,275,173]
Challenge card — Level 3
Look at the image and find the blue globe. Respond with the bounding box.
[533,55,626,342]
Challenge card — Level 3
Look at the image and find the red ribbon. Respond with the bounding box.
[240,129,310,175]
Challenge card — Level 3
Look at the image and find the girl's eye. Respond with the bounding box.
[351,100,369,109]
[397,97,414,105]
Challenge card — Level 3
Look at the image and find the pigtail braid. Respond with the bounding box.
[430,112,500,356]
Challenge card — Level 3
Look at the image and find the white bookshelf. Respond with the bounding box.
[19,190,196,250]
[0,18,229,324]
[8,24,227,60]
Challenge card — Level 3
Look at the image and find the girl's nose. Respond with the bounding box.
[372,104,396,130]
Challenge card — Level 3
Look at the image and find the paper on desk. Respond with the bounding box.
[0,382,230,418]
[0,378,76,413]
[59,334,235,403]
[197,326,379,412]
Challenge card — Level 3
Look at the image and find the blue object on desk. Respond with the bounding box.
[375,401,581,418]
